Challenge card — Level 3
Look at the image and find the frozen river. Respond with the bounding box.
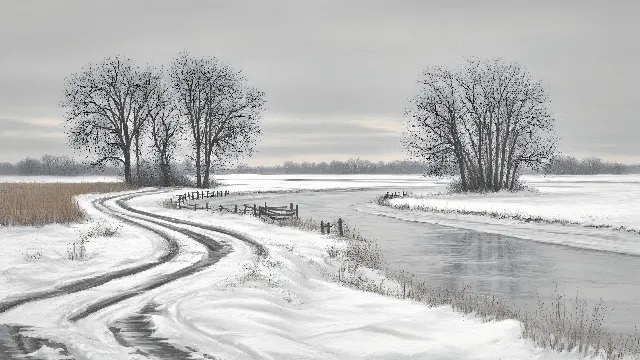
[206,182,640,335]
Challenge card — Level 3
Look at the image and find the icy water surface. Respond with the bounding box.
[205,187,640,334]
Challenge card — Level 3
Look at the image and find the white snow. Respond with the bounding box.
[76,191,590,360]
[3,175,636,359]
[371,174,640,255]
[0,192,164,300]
[396,175,640,230]
[212,173,447,193]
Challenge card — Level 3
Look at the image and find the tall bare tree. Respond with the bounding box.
[147,72,183,186]
[61,56,158,184]
[404,59,557,192]
[171,52,265,188]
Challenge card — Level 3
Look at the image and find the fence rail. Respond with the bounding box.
[175,190,231,205]
[320,218,344,236]
[383,191,408,199]
[173,195,299,221]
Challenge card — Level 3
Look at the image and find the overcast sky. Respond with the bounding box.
[1,0,638,166]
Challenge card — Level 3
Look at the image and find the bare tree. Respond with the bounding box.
[61,56,158,184]
[147,73,183,186]
[171,52,265,188]
[404,59,557,192]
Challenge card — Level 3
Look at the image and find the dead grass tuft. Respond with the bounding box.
[0,182,133,227]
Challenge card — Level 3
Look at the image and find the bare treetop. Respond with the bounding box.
[404,58,557,192]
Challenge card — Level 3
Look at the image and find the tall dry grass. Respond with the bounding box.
[0,182,133,226]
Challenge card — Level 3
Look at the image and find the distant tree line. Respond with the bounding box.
[61,52,265,187]
[223,159,427,174]
[542,156,636,175]
[0,155,119,176]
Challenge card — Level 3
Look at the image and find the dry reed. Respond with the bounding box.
[0,182,133,227]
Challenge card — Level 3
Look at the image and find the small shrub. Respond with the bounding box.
[86,222,121,237]
[162,198,179,209]
[67,234,89,261]
[23,247,43,262]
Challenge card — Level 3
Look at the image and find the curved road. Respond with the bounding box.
[0,189,266,359]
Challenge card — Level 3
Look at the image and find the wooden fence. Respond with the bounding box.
[320,218,344,236]
[383,191,408,199]
[175,190,230,206]
[177,198,299,221]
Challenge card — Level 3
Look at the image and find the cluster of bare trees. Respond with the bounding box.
[0,155,98,176]
[403,59,558,192]
[61,53,265,187]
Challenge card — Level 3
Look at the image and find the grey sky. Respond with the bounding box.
[1,0,638,166]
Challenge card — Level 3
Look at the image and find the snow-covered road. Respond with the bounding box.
[0,189,264,359]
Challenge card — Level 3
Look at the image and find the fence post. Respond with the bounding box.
[321,221,325,234]
[206,202,209,210]
[178,202,181,210]
[290,202,293,210]
[253,204,257,216]
[193,204,198,211]
[234,204,238,214]
[338,218,343,237]
[295,205,299,219]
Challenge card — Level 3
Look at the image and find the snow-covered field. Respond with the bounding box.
[0,192,163,300]
[393,174,640,230]
[213,173,445,192]
[94,193,594,359]
[375,175,640,255]
[2,174,639,359]
[0,183,597,359]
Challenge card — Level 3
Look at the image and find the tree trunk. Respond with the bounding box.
[498,116,512,191]
[195,146,202,188]
[203,158,210,189]
[509,163,519,190]
[135,132,140,182]
[160,160,170,187]
[492,122,501,192]
[477,123,484,189]
[485,116,494,189]
[123,152,132,184]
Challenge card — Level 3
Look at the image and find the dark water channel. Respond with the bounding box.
[210,188,640,335]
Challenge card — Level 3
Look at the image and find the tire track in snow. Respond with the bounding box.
[66,189,266,359]
[68,189,266,320]
[1,188,265,358]
[0,189,180,315]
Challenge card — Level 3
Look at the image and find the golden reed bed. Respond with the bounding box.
[0,182,133,226]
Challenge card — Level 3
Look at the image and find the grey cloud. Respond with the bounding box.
[0,133,72,162]
[1,0,639,164]
[262,121,398,137]
[0,118,61,132]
